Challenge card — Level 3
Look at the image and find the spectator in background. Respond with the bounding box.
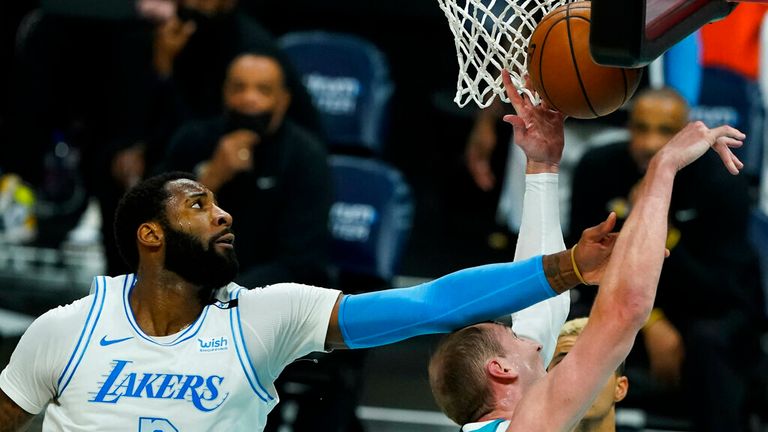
[569,87,765,431]
[103,0,321,275]
[1,0,319,269]
[163,51,330,288]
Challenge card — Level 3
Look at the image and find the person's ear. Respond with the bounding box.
[138,222,163,248]
[614,375,629,403]
[487,358,518,382]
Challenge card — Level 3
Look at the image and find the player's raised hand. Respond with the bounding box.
[500,69,566,172]
[656,121,745,175]
[573,212,619,285]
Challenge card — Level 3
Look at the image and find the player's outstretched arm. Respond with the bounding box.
[324,216,616,350]
[507,121,745,431]
[0,389,33,432]
[498,68,571,363]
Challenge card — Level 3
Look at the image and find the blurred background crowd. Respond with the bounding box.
[0,0,767,431]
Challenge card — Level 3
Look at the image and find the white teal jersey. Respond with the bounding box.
[0,274,340,431]
[463,419,510,432]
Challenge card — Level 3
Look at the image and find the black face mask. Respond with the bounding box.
[225,110,273,137]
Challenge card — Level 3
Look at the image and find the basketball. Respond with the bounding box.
[526,1,642,119]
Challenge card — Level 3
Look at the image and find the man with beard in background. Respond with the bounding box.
[0,169,619,431]
[163,51,330,288]
[101,0,320,276]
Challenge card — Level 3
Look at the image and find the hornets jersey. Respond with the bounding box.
[0,274,340,431]
[462,419,510,432]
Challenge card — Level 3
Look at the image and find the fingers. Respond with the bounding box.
[699,124,745,175]
[664,248,671,258]
[502,114,526,131]
[502,70,525,112]
[717,137,743,148]
[712,143,741,175]
[710,125,746,142]
[538,97,553,111]
[731,153,744,170]
[598,212,617,235]
[581,212,617,241]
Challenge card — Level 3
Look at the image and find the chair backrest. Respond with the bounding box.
[328,155,413,283]
[279,31,393,156]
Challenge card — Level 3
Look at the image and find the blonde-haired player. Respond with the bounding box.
[549,318,629,432]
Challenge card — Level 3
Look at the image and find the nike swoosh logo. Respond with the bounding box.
[99,336,133,346]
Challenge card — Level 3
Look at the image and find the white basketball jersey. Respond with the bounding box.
[1,274,339,432]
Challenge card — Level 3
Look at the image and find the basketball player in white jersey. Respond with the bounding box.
[0,105,619,429]
[429,70,746,432]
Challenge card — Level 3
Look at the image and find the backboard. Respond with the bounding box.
[590,0,736,67]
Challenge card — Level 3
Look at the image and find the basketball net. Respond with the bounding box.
[437,0,579,108]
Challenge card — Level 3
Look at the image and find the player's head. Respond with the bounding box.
[223,52,291,137]
[428,322,545,424]
[548,318,628,429]
[114,172,239,291]
[628,87,689,172]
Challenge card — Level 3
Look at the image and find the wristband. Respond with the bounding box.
[570,244,591,286]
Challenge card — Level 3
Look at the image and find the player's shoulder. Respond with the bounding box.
[237,281,328,298]
[27,292,99,343]
[33,274,128,335]
[216,281,338,307]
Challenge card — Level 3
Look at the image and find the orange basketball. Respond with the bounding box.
[526,1,642,119]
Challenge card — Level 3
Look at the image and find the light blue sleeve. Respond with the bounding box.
[337,256,555,349]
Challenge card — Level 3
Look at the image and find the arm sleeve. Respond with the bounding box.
[510,173,570,366]
[237,284,340,378]
[338,256,555,349]
[0,303,85,414]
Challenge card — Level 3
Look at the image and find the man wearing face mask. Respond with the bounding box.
[97,0,320,277]
[163,52,330,288]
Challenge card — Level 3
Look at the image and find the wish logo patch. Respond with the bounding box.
[198,337,228,353]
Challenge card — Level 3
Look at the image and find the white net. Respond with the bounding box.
[437,0,578,108]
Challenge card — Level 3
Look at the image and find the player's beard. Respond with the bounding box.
[162,223,239,302]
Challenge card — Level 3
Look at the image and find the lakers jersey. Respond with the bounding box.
[0,274,340,431]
